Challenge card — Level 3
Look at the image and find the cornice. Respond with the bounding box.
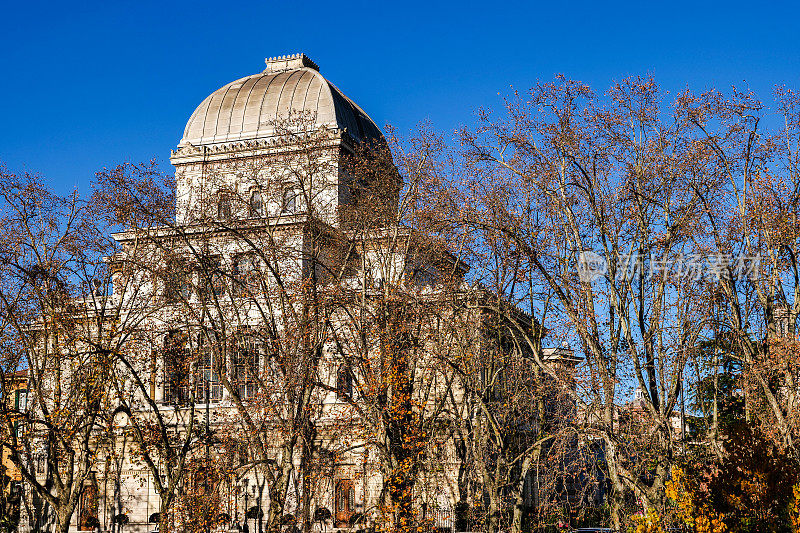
[170,129,362,165]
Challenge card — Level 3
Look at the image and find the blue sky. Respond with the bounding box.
[2,0,799,193]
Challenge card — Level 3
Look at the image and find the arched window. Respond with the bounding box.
[336,364,352,398]
[334,479,355,527]
[249,189,264,218]
[282,188,297,214]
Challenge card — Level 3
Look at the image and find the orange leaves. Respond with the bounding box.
[630,508,665,533]
[664,467,727,533]
[790,483,800,533]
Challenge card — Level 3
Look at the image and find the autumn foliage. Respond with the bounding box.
[4,73,800,533]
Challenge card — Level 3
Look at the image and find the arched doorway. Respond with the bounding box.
[78,477,99,531]
[334,479,355,527]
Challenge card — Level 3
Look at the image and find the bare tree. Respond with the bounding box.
[0,168,118,533]
[440,76,715,528]
[680,85,800,459]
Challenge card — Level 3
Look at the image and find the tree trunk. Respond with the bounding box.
[267,444,294,533]
[485,489,500,533]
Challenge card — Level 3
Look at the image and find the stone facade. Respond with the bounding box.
[18,54,572,533]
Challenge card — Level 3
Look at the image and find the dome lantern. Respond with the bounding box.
[264,53,319,74]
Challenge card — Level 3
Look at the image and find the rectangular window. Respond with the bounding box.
[232,254,262,297]
[163,258,190,303]
[233,331,260,399]
[195,336,223,402]
[199,255,225,299]
[150,349,157,399]
[163,331,191,405]
[249,189,265,218]
[14,389,28,412]
[238,442,249,466]
[218,193,232,221]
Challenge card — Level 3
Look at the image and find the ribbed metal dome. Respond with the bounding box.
[179,54,382,146]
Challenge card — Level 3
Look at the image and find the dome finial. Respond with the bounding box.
[264,53,319,73]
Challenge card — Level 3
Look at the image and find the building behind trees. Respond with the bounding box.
[2,54,578,533]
